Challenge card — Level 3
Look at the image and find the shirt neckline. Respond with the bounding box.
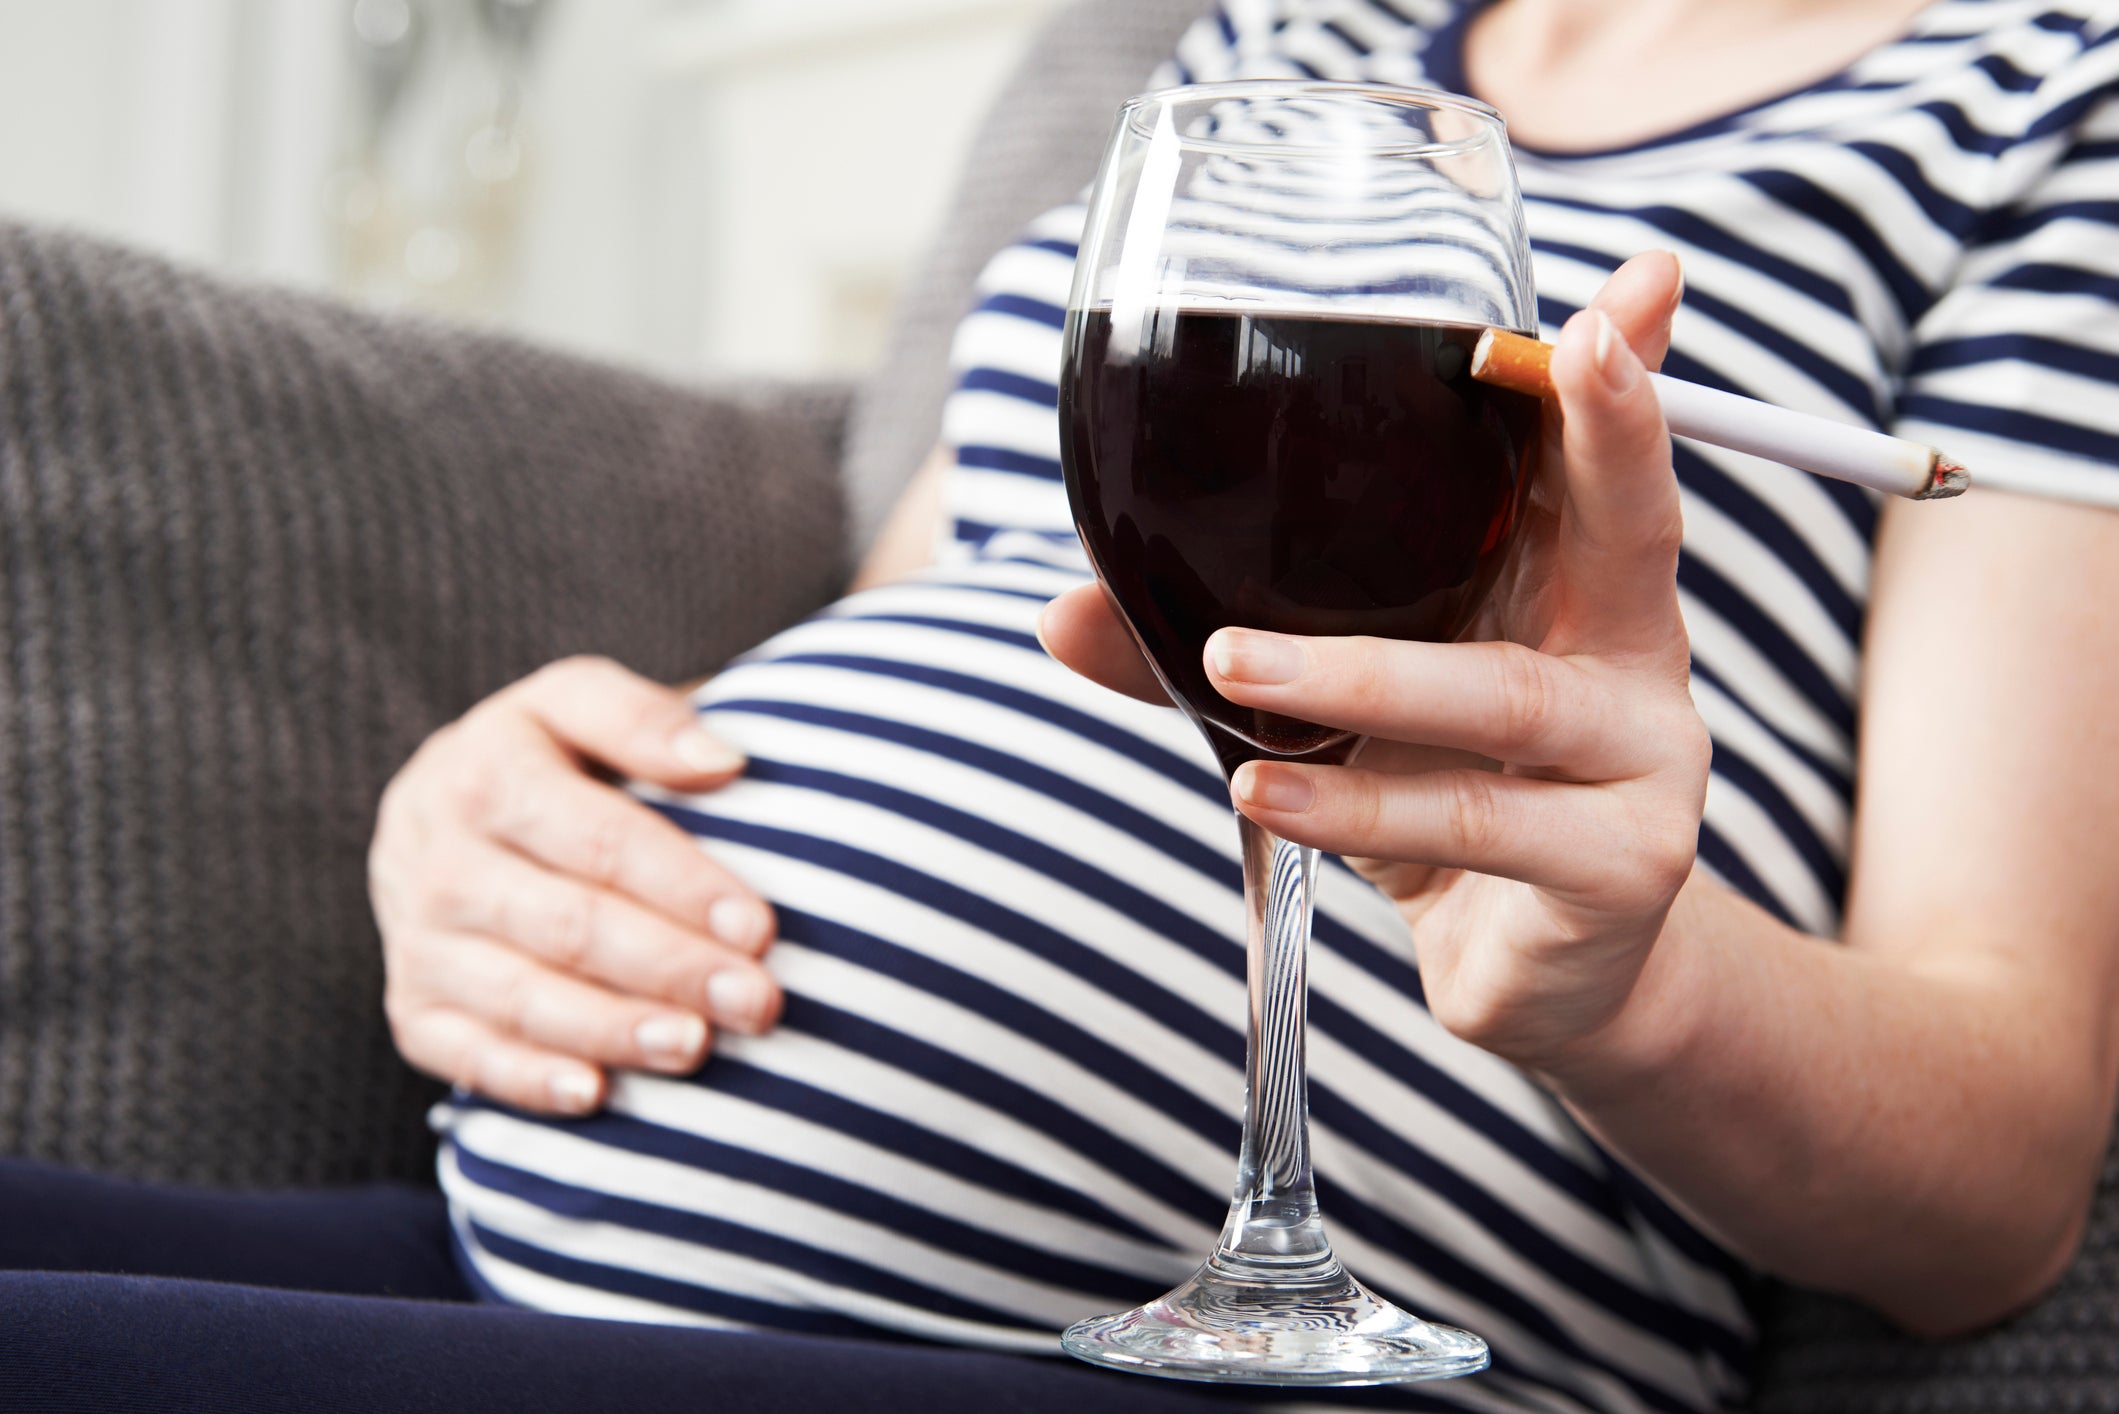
[1417,0,1952,162]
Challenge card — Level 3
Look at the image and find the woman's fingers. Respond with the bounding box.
[1207,629,1641,776]
[384,1001,607,1116]
[424,844,780,1036]
[371,655,785,1115]
[459,721,775,953]
[407,930,741,1075]
[1230,761,1687,903]
[1546,282,1688,661]
[1037,583,1171,706]
[508,655,749,789]
[1587,249,1683,372]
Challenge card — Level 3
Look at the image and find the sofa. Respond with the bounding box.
[2,0,2116,1407]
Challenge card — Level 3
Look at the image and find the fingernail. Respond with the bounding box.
[1592,310,1640,393]
[549,1068,599,1113]
[708,968,774,1032]
[636,1013,707,1069]
[708,896,772,952]
[1210,629,1305,685]
[1662,250,1685,309]
[1235,763,1315,814]
[674,727,745,775]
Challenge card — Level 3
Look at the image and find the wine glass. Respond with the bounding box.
[1056,81,1539,1386]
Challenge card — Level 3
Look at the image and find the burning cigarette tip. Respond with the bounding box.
[1921,457,1971,501]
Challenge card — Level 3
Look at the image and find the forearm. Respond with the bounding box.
[1546,869,2112,1335]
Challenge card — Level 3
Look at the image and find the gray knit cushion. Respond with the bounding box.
[840,0,1215,552]
[1750,1138,2119,1412]
[0,221,848,1187]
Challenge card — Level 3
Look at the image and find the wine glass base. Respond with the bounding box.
[1061,1257,1489,1387]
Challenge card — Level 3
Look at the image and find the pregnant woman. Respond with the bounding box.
[9,1,2119,1412]
[368,2,2119,1410]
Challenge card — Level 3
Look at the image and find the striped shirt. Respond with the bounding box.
[434,4,2119,1410]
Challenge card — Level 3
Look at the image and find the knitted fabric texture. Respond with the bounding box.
[1751,1137,2119,1413]
[0,222,847,1188]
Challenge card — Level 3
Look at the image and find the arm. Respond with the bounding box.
[1043,254,2119,1336]
[1556,488,2119,1336]
[1575,66,2119,1329]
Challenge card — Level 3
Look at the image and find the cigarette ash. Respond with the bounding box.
[1920,457,1972,500]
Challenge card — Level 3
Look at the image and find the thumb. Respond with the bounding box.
[1038,583,1171,706]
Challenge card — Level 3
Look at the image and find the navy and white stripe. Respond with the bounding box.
[438,4,2119,1410]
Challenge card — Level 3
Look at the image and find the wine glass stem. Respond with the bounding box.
[1217,812,1334,1277]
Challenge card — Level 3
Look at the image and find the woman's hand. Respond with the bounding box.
[1053,256,2119,1331]
[370,656,781,1115]
[1044,253,1705,1077]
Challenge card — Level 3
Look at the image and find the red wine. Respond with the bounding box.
[1061,308,1542,765]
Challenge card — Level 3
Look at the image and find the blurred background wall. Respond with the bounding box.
[0,0,1063,381]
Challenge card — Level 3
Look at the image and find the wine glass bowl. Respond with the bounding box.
[1064,310,1540,767]
[1063,82,1539,770]
[1057,81,1538,1385]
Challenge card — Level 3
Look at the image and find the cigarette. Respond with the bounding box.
[1471,329,1969,501]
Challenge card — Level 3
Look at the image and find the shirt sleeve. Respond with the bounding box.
[1892,27,2119,506]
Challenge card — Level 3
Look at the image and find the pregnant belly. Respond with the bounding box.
[440,560,1246,1344]
[432,559,1609,1378]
